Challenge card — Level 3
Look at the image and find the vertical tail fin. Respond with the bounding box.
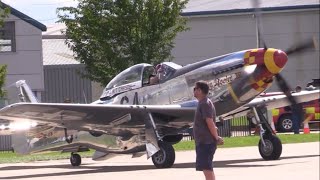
[15,80,39,103]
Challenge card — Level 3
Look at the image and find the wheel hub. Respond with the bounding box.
[261,140,273,156]
[71,156,76,163]
[153,149,166,164]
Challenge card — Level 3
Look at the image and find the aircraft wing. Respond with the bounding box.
[0,90,318,133]
[247,89,320,109]
[220,89,320,119]
[0,103,195,135]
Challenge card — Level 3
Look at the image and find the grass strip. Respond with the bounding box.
[0,133,318,163]
[173,133,320,151]
[0,150,93,164]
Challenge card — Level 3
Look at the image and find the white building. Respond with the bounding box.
[0,2,46,105]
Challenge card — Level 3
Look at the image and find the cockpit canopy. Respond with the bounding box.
[100,62,182,99]
[106,64,149,90]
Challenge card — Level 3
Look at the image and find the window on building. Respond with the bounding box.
[0,21,16,52]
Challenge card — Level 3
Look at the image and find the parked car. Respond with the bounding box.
[262,79,320,132]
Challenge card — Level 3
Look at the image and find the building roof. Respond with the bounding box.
[182,0,320,16]
[42,23,66,38]
[42,24,79,65]
[0,2,47,31]
[42,39,80,65]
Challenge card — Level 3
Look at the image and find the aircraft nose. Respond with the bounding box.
[264,49,288,74]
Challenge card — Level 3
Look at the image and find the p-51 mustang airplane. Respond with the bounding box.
[0,45,319,168]
[0,0,319,168]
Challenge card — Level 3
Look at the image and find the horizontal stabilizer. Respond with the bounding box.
[16,80,39,103]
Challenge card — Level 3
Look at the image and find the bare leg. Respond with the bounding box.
[203,170,215,180]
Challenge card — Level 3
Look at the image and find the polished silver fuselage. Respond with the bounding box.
[17,50,272,155]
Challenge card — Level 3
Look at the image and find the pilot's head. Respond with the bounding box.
[155,64,163,72]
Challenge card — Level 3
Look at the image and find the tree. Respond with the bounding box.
[0,1,9,97]
[58,0,189,85]
[0,65,6,97]
[0,1,9,26]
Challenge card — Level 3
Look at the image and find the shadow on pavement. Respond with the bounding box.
[0,154,318,179]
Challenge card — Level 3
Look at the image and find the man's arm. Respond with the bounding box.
[206,118,220,140]
[202,101,224,144]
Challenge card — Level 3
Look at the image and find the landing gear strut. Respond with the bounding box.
[252,107,282,160]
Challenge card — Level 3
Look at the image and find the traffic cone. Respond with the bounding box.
[303,121,310,134]
[303,114,313,134]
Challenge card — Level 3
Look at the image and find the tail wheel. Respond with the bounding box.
[258,134,282,160]
[152,141,175,168]
[70,153,81,166]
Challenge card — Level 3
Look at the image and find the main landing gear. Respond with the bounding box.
[252,107,282,160]
[145,112,176,168]
[151,141,175,168]
[258,134,282,160]
[63,128,87,166]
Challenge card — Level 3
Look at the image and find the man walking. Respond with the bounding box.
[193,81,224,180]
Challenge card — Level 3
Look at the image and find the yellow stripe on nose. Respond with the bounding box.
[244,51,250,59]
[249,56,255,64]
[227,84,240,104]
[264,48,282,74]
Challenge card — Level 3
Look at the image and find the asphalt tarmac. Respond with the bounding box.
[0,142,319,180]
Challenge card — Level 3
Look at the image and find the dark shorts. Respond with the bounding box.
[196,143,217,171]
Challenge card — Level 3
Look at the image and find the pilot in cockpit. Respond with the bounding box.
[147,63,166,85]
[155,63,165,80]
[149,74,159,85]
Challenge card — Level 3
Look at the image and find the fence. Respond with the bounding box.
[0,135,13,152]
[228,116,251,137]
[182,116,251,141]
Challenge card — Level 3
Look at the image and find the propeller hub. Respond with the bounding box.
[264,48,288,74]
[244,48,288,74]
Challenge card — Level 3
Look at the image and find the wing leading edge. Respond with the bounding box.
[0,103,195,135]
[221,89,320,119]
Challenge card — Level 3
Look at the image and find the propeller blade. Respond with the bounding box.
[274,74,297,105]
[285,37,317,56]
[275,74,304,133]
[251,0,267,49]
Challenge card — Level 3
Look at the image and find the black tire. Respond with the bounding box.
[152,141,175,168]
[258,134,282,160]
[278,114,293,132]
[70,153,81,166]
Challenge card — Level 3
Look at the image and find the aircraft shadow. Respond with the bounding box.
[0,154,318,179]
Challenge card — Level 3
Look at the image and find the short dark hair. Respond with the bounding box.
[149,74,156,79]
[195,81,209,95]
